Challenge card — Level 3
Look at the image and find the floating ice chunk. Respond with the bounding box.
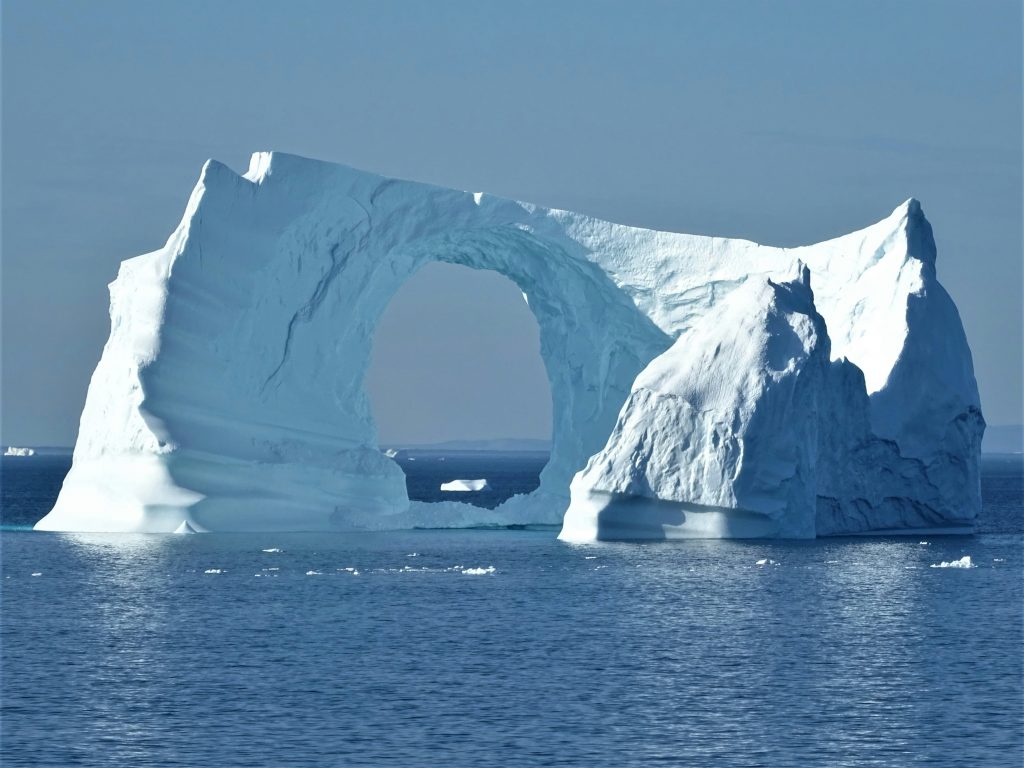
[919,541,930,545]
[173,520,197,534]
[383,448,399,458]
[930,556,974,569]
[406,553,419,557]
[30,572,42,577]
[994,558,1005,563]
[755,558,779,566]
[204,568,222,574]
[4,447,35,457]
[305,570,322,576]
[461,566,496,575]
[584,556,597,560]
[440,479,490,492]
[261,548,281,553]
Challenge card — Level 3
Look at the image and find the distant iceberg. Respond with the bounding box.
[440,479,490,492]
[4,447,35,457]
[930,556,975,569]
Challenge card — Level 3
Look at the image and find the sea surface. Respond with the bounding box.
[1,452,1021,767]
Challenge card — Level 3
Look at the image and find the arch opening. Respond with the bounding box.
[366,261,553,510]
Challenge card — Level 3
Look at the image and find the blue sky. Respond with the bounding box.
[2,0,1021,444]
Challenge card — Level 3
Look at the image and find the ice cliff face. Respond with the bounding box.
[35,152,983,538]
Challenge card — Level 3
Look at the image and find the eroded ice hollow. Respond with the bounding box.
[35,152,984,539]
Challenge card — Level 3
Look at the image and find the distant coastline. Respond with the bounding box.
[382,438,551,453]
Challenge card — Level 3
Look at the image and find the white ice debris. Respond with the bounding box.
[32,152,983,539]
[930,556,974,569]
[755,559,779,566]
[3,447,35,457]
[204,569,222,574]
[30,572,42,577]
[261,548,281,553]
[383,448,399,458]
[440,479,490,492]
[305,570,322,576]
[460,566,496,575]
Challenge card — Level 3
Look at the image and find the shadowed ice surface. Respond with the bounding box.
[1,453,1021,767]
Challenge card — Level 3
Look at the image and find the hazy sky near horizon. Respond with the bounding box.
[2,0,1021,445]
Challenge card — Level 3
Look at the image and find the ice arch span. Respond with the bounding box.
[37,152,984,538]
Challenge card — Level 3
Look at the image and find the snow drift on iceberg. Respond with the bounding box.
[34,152,983,538]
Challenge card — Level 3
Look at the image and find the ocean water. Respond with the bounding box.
[1,453,1021,767]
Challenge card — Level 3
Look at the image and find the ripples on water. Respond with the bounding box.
[1,454,1021,767]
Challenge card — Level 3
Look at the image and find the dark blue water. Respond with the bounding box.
[2,453,1022,766]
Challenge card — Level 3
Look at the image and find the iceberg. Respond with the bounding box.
[35,152,983,538]
[4,447,35,457]
[929,556,974,569]
[440,479,490,492]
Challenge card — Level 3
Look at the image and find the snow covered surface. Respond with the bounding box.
[440,479,490,492]
[35,152,983,538]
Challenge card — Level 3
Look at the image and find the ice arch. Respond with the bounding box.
[37,152,983,536]
[40,152,671,532]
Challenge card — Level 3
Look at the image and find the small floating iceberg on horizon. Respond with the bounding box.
[3,447,35,457]
[930,556,974,569]
[461,566,496,575]
[173,520,198,534]
[440,479,490,492]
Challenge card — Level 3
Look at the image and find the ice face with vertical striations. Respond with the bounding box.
[34,152,983,538]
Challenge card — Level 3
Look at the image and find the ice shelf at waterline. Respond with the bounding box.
[36,152,984,539]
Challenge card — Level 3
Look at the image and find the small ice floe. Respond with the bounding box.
[755,558,779,566]
[4,447,35,457]
[173,520,198,534]
[994,558,1005,563]
[305,570,322,576]
[825,560,840,564]
[383,448,399,458]
[406,553,419,557]
[337,567,360,575]
[261,548,281,553]
[460,566,496,575]
[204,569,222,574]
[30,572,42,577]
[919,541,930,546]
[440,479,490,492]
[263,567,280,572]
[584,556,597,560]
[930,556,974,569]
